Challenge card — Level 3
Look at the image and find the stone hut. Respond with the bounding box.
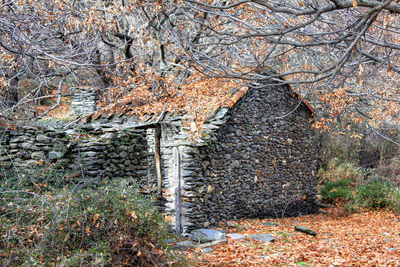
[0,80,318,234]
[83,80,318,233]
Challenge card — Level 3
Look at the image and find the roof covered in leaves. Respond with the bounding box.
[86,73,314,127]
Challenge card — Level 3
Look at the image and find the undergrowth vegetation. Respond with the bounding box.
[318,131,400,214]
[0,166,181,266]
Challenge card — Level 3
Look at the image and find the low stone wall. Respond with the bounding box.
[0,125,150,187]
[0,126,71,169]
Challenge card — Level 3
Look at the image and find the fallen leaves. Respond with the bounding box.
[129,210,138,219]
[185,208,400,266]
[92,213,100,224]
[63,233,70,242]
[95,71,245,134]
[85,226,91,234]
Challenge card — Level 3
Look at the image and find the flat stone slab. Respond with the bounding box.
[202,248,213,253]
[175,240,195,248]
[194,239,227,248]
[191,229,226,243]
[225,222,237,228]
[261,221,279,227]
[249,234,275,243]
[294,225,317,236]
[227,233,246,240]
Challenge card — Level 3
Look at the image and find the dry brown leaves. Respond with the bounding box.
[95,72,244,127]
[186,208,400,266]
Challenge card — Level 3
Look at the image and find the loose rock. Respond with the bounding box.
[191,229,226,243]
[203,248,213,253]
[294,225,317,236]
[262,221,278,227]
[249,234,275,243]
[175,241,194,248]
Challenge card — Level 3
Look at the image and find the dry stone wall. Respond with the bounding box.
[0,124,151,187]
[172,83,319,232]
[0,126,71,169]
[71,87,98,115]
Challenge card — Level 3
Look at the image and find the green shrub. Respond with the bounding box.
[319,178,353,203]
[354,178,400,211]
[1,163,80,192]
[319,174,400,213]
[0,172,177,266]
[318,128,400,214]
[318,160,365,204]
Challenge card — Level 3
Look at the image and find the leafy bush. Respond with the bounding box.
[319,174,400,213]
[319,178,353,203]
[1,163,80,191]
[354,178,400,211]
[0,168,178,266]
[318,128,400,214]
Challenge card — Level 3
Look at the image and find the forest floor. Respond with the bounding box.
[184,208,400,266]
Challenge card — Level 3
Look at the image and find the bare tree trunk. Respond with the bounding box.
[5,76,19,108]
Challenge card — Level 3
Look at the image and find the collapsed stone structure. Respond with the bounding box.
[0,81,318,233]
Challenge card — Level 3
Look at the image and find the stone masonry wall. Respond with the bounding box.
[0,126,71,169]
[173,83,319,231]
[71,87,98,115]
[0,125,150,187]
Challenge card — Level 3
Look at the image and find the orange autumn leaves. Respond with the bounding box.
[95,72,245,132]
[186,208,400,266]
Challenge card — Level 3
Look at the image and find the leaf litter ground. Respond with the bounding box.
[184,208,400,266]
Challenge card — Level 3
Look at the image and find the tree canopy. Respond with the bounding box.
[1,0,399,133]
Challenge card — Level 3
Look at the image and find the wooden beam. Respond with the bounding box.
[173,147,181,234]
[155,125,162,198]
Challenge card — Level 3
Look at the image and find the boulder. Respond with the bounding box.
[249,234,275,243]
[190,229,226,243]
